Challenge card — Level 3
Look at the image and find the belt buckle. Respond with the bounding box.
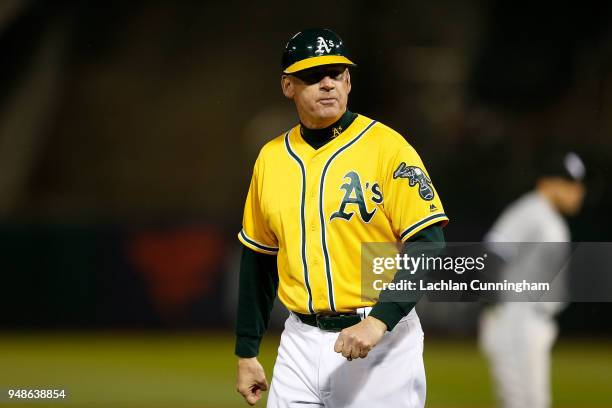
[315,315,342,332]
[315,313,360,332]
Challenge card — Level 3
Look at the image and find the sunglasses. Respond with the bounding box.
[291,66,347,85]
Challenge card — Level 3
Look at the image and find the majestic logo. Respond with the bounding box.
[330,171,382,223]
[393,162,435,201]
[315,36,334,55]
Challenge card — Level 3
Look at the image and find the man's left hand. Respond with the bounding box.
[333,316,387,360]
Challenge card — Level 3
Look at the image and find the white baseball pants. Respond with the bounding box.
[267,309,426,408]
[479,303,558,408]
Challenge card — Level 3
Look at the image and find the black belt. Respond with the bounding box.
[294,312,362,331]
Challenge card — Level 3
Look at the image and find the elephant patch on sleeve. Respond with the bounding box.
[393,162,435,201]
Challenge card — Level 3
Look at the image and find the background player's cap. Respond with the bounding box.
[537,151,586,181]
[281,28,356,74]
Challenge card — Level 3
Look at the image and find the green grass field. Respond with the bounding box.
[0,332,610,407]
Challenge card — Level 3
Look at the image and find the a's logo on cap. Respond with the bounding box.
[315,36,334,55]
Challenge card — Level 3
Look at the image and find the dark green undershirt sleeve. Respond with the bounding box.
[369,224,446,331]
[234,246,279,358]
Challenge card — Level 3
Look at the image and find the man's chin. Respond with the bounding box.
[314,107,343,120]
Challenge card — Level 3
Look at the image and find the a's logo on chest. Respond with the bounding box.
[330,171,383,223]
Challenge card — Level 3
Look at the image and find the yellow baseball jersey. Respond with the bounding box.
[238,114,448,314]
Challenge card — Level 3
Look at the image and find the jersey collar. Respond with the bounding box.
[290,113,369,159]
[299,110,358,150]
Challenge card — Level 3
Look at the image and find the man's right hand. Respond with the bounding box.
[236,357,269,405]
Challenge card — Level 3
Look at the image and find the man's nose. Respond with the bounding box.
[319,75,335,90]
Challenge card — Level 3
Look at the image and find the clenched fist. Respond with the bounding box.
[333,316,387,360]
[236,357,268,405]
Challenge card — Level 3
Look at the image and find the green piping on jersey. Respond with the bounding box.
[400,212,448,241]
[284,132,315,314]
[239,229,279,253]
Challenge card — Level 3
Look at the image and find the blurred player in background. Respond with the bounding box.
[479,152,586,408]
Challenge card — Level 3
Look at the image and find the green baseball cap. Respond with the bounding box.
[281,28,356,74]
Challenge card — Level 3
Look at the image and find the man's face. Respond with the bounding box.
[556,179,586,215]
[281,64,351,128]
[543,178,586,216]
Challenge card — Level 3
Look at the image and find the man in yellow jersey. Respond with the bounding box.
[235,28,449,407]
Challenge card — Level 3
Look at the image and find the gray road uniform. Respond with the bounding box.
[479,191,570,408]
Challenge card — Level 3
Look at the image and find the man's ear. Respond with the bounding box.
[345,69,352,94]
[281,75,294,99]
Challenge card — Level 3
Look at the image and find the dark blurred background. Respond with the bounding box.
[1,0,611,333]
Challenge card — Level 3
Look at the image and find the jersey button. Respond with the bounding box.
[310,224,316,231]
